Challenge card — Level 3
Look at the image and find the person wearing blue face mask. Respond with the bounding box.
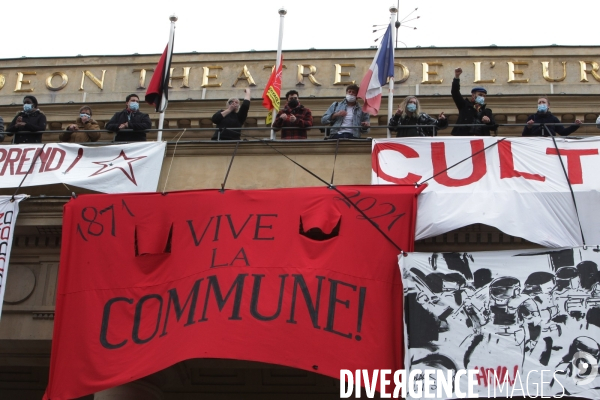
[6,95,47,144]
[522,97,581,137]
[106,94,152,142]
[451,68,497,136]
[388,96,448,137]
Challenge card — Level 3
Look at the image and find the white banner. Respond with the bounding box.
[399,247,600,399]
[0,195,26,320]
[0,142,166,193]
[372,137,600,248]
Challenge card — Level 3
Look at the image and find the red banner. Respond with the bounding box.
[45,185,423,399]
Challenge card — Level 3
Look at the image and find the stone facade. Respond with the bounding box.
[0,46,598,399]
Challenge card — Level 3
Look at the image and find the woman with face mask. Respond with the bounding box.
[59,106,101,143]
[211,88,252,140]
[388,96,448,137]
[522,97,581,137]
[6,95,47,144]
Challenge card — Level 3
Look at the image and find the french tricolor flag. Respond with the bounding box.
[358,23,395,115]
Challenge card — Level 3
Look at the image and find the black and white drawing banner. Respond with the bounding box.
[0,195,26,320]
[0,142,165,193]
[399,247,600,399]
[372,137,600,248]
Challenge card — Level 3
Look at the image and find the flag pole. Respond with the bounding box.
[157,15,177,142]
[271,8,286,140]
[387,6,397,139]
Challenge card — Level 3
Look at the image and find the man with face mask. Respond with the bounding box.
[59,106,101,143]
[6,95,47,144]
[321,84,370,139]
[451,68,497,136]
[272,90,313,139]
[522,97,581,136]
[106,94,152,142]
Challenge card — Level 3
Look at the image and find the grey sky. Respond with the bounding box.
[2,0,597,59]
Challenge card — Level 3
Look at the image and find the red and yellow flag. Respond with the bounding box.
[262,57,283,125]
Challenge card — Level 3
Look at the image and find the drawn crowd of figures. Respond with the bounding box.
[400,247,600,398]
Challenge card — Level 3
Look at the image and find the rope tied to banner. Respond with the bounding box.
[418,138,507,186]
[212,129,406,253]
[251,137,406,254]
[220,141,240,193]
[330,139,340,186]
[162,129,187,194]
[11,143,47,202]
[544,125,587,246]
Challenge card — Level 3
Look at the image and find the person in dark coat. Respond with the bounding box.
[451,68,497,136]
[388,95,447,137]
[0,116,4,142]
[211,88,251,140]
[522,97,581,137]
[106,94,152,142]
[6,95,47,144]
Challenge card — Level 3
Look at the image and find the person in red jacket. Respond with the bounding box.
[273,90,313,139]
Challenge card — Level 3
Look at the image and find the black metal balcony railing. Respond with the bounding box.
[1,122,598,144]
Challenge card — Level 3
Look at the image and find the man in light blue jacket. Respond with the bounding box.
[321,84,370,139]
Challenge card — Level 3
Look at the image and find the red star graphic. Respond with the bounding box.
[90,150,147,185]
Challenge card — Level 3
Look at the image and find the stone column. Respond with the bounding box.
[94,380,163,400]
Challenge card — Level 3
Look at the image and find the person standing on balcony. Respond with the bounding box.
[522,97,581,137]
[211,88,251,141]
[273,90,313,139]
[389,95,447,137]
[59,106,101,143]
[106,94,152,142]
[451,68,497,136]
[321,84,370,139]
[6,95,47,144]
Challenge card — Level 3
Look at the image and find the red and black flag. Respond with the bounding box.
[145,38,174,113]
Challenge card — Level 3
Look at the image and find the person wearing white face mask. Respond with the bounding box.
[321,84,370,139]
[6,95,47,144]
[522,97,581,137]
[106,94,152,142]
[60,106,101,143]
[451,68,497,136]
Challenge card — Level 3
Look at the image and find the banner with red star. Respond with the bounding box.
[0,142,165,193]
